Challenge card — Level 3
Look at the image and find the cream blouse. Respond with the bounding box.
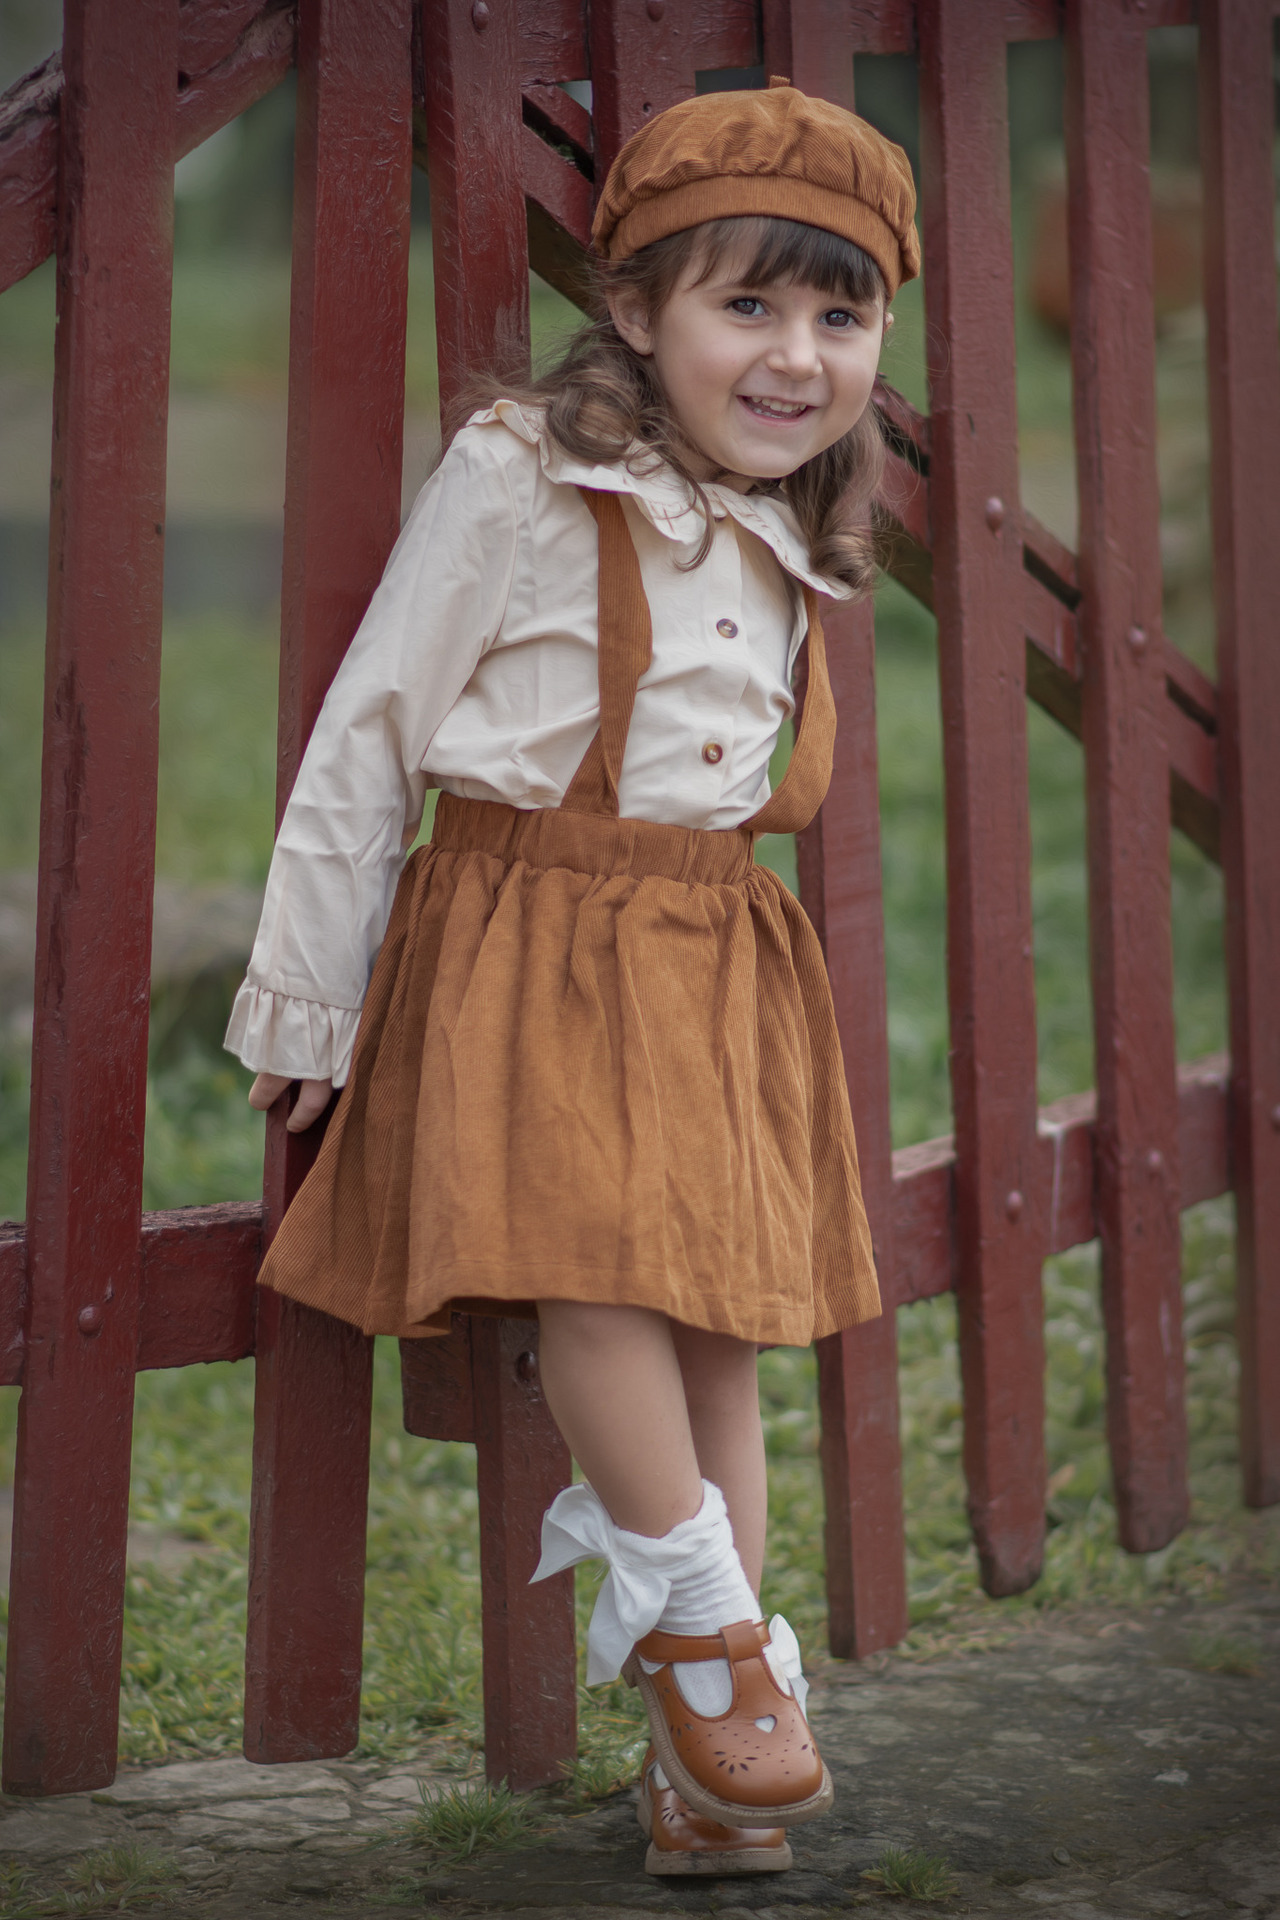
[225,401,849,1086]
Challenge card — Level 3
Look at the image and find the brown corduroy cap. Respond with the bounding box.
[592,79,920,298]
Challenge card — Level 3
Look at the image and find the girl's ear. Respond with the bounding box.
[607,285,655,356]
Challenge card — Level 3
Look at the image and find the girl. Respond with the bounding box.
[228,79,918,1878]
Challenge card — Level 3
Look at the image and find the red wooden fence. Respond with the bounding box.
[0,0,1276,1797]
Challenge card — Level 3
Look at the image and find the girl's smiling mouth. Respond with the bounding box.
[739,395,813,420]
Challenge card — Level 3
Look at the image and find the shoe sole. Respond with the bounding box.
[644,1841,795,1875]
[624,1653,835,1829]
[637,1778,794,1875]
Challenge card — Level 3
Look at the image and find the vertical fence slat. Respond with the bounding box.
[770,1,855,109]
[421,0,528,429]
[471,1318,576,1789]
[1063,1,1187,1551]
[1,0,176,1796]
[918,0,1046,1595]
[244,0,412,1763]
[799,603,908,1657]
[1199,0,1280,1512]
[588,0,695,178]
[421,0,577,1785]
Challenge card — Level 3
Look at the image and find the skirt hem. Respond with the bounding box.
[257,1257,882,1348]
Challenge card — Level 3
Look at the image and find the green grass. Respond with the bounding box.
[0,1844,179,1918]
[863,1845,960,1901]
[1185,1631,1264,1678]
[404,1778,548,1864]
[558,1725,650,1807]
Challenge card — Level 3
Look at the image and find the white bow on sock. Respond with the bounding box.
[530,1479,805,1720]
[531,1479,743,1685]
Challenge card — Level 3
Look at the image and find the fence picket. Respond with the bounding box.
[244,0,413,1762]
[799,603,909,1657]
[918,0,1047,1595]
[1,0,176,1796]
[1199,0,1280,1511]
[421,0,529,428]
[1064,0,1187,1550]
[471,1319,577,1789]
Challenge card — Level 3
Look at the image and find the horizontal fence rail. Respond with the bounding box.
[0,1052,1237,1373]
[0,0,1275,1796]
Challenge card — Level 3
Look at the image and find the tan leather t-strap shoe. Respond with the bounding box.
[622,1618,834,1828]
[637,1746,792,1875]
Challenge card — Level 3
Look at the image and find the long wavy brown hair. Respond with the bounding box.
[463,216,888,594]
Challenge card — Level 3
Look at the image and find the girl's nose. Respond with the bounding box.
[764,325,822,382]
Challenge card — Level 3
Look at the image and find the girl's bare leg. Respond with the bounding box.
[537,1301,766,1592]
[537,1302,704,1538]
[671,1322,766,1594]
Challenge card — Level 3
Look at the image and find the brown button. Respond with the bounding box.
[702,740,724,765]
[716,618,738,638]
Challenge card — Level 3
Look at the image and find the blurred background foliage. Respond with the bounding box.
[0,11,1274,1776]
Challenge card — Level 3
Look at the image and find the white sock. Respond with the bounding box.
[530,1478,796,1719]
[626,1482,759,1716]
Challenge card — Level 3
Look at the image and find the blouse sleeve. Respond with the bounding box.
[225,426,520,1086]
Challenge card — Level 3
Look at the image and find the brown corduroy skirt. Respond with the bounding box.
[255,791,881,1348]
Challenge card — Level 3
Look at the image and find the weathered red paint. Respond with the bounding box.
[799,602,908,1657]
[1,0,176,1796]
[401,1314,578,1787]
[873,388,1221,858]
[137,1204,261,1372]
[1198,0,1280,1512]
[401,1317,477,1445]
[471,1319,577,1790]
[244,0,413,1764]
[918,0,1046,1596]
[892,1058,1231,1310]
[1064,0,1188,1551]
[421,0,530,427]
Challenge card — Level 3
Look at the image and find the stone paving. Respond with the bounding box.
[0,1583,1276,1917]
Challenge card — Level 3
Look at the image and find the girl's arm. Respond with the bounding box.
[226,426,520,1103]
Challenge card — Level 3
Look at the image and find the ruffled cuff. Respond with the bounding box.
[224,979,363,1088]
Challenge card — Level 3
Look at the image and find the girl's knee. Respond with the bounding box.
[674,1326,761,1408]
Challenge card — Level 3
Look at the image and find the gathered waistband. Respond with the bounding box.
[429,791,758,885]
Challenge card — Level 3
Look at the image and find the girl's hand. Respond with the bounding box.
[248,1072,335,1131]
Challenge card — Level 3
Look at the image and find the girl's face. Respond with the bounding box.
[609,242,887,488]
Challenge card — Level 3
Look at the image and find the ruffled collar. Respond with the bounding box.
[472,400,853,601]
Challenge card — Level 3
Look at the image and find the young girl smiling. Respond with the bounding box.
[227,78,918,1877]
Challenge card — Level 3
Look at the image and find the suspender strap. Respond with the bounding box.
[746,585,835,838]
[560,490,653,818]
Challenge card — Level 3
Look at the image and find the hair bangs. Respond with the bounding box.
[691,215,884,307]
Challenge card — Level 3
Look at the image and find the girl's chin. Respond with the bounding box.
[722,439,819,480]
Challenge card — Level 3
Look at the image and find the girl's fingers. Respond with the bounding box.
[247,1073,334,1128]
[248,1071,293,1111]
[286,1078,335,1131]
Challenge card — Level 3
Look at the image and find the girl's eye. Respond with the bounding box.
[727,297,767,317]
[821,308,861,330]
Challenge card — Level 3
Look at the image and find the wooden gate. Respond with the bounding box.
[0,0,1276,1797]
